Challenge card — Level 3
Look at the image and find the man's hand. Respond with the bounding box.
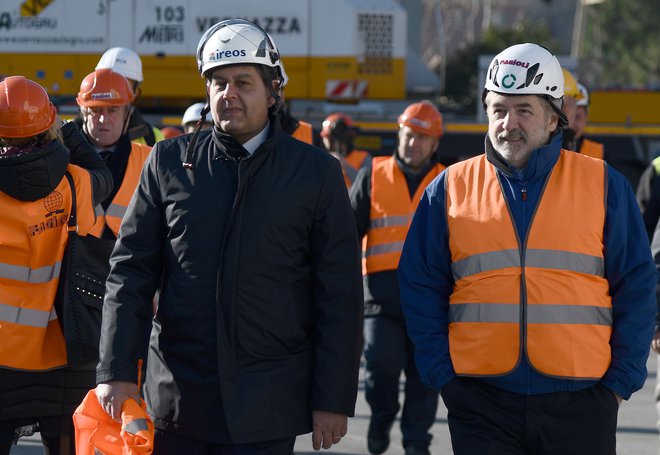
[96,381,140,422]
[651,331,660,354]
[311,410,347,451]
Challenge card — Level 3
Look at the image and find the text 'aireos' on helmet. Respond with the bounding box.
[96,47,143,83]
[76,69,136,108]
[397,101,444,137]
[0,76,57,138]
[196,19,283,81]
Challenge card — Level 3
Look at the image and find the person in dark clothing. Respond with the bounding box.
[94,19,363,455]
[349,101,444,455]
[0,76,112,455]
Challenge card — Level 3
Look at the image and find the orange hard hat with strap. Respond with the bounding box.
[0,76,57,138]
[76,68,136,107]
[397,101,443,137]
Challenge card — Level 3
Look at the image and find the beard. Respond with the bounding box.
[490,129,530,166]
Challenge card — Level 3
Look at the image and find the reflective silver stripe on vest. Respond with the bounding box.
[94,204,104,217]
[50,307,58,321]
[0,262,61,283]
[364,241,405,258]
[369,215,409,229]
[123,418,149,435]
[450,303,612,326]
[105,203,127,220]
[525,249,604,277]
[451,249,519,281]
[451,248,604,281]
[0,302,52,328]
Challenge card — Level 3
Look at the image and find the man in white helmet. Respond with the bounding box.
[398,43,655,454]
[94,19,363,455]
[181,101,213,134]
[95,47,165,146]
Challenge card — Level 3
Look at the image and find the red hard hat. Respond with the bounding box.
[321,113,355,138]
[76,68,135,107]
[161,127,183,139]
[0,76,57,138]
[397,101,443,137]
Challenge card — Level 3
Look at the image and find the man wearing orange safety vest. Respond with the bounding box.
[398,43,656,454]
[574,81,605,160]
[75,68,152,240]
[349,101,444,455]
[321,113,371,188]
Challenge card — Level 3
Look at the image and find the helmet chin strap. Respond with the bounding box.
[182,98,211,170]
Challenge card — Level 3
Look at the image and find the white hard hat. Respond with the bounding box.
[182,102,207,126]
[485,43,563,99]
[196,19,282,79]
[96,47,143,83]
[576,81,589,107]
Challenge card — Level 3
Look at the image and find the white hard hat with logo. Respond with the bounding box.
[96,47,143,83]
[484,43,567,127]
[182,102,208,126]
[196,19,283,82]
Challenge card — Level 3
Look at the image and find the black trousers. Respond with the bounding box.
[153,430,296,455]
[440,377,618,455]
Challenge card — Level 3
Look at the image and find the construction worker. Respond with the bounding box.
[574,81,605,160]
[321,112,371,188]
[0,76,112,455]
[350,101,444,455]
[398,43,656,454]
[276,59,317,145]
[95,47,165,146]
[181,101,213,134]
[75,68,152,240]
[95,18,363,454]
[560,68,585,151]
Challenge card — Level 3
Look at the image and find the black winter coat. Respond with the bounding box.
[97,120,363,443]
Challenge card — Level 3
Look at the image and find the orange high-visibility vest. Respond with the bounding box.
[89,142,151,238]
[292,121,313,144]
[445,151,611,379]
[579,138,604,160]
[363,156,444,275]
[340,150,371,188]
[73,389,154,455]
[0,165,96,371]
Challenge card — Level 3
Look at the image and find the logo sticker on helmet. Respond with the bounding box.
[502,74,516,89]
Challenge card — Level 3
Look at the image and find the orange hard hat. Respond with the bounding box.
[397,101,443,137]
[76,68,135,108]
[161,126,183,139]
[321,113,355,138]
[0,76,57,138]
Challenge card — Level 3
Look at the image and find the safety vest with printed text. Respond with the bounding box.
[292,120,313,144]
[363,156,445,275]
[89,142,151,238]
[579,138,604,160]
[445,151,611,379]
[0,165,95,371]
[340,150,371,188]
[73,389,154,455]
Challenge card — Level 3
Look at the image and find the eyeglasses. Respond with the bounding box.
[86,106,125,118]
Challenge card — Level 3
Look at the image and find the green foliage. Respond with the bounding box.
[582,0,659,87]
[443,23,557,114]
